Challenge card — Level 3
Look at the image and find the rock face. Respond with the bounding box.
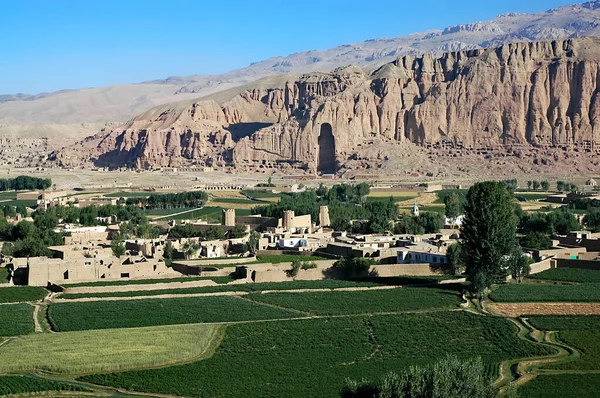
[54,38,600,173]
[4,1,600,127]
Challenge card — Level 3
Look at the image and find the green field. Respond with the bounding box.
[1,199,38,207]
[104,191,150,198]
[516,193,550,201]
[0,376,88,396]
[241,189,281,199]
[48,296,302,331]
[0,323,219,374]
[0,304,34,336]
[245,287,459,315]
[0,267,8,283]
[0,286,48,303]
[529,268,600,283]
[365,196,415,203]
[211,197,268,204]
[158,206,251,222]
[433,189,468,204]
[62,275,234,288]
[490,283,600,302]
[527,316,600,371]
[256,254,328,263]
[518,374,600,398]
[78,311,551,398]
[144,207,195,216]
[58,280,389,300]
[0,192,18,200]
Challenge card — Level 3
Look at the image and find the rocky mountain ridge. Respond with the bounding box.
[52,37,600,175]
[2,1,600,127]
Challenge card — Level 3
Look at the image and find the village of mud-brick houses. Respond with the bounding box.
[4,186,600,289]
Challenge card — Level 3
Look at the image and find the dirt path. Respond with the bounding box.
[32,304,42,332]
[487,302,600,317]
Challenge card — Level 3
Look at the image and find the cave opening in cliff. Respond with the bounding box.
[318,123,336,174]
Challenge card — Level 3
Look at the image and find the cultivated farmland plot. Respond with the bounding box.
[0,303,34,336]
[0,376,88,396]
[78,311,551,398]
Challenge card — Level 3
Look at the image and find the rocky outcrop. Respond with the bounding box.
[53,38,600,173]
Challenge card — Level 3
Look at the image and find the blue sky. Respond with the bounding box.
[0,0,576,94]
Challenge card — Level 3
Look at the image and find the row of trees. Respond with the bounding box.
[0,218,62,258]
[125,191,208,210]
[168,224,247,240]
[526,180,550,191]
[557,181,578,192]
[394,213,444,235]
[0,176,51,192]
[341,356,500,398]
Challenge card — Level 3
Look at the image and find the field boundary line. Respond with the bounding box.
[51,285,409,303]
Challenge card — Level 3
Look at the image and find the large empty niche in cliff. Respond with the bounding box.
[318,123,336,174]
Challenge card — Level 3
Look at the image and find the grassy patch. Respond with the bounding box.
[241,190,281,199]
[0,304,34,336]
[0,267,8,283]
[433,189,468,204]
[528,268,600,283]
[246,287,460,315]
[78,312,551,398]
[527,316,600,371]
[365,196,415,203]
[58,280,387,300]
[159,206,251,222]
[62,275,234,288]
[0,192,18,200]
[48,296,301,331]
[490,283,600,302]
[0,286,48,303]
[144,207,195,216]
[1,199,38,207]
[211,197,268,204]
[0,376,88,395]
[0,323,218,374]
[256,254,329,263]
[518,374,600,398]
[516,193,550,201]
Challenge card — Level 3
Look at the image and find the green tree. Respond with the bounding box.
[570,183,578,193]
[181,240,200,259]
[393,215,424,235]
[557,181,565,192]
[247,231,261,255]
[445,243,463,275]
[228,225,247,239]
[519,233,552,250]
[111,240,126,258]
[504,247,531,283]
[341,356,495,398]
[334,256,377,278]
[444,192,461,221]
[584,210,600,233]
[527,181,533,190]
[460,182,516,292]
[418,212,444,233]
[163,241,174,259]
[532,180,540,191]
[541,180,550,191]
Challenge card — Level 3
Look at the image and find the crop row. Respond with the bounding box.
[0,304,34,336]
[490,283,600,302]
[0,286,48,303]
[0,376,88,395]
[79,311,551,398]
[528,268,600,284]
[62,275,234,288]
[245,287,460,315]
[528,316,600,371]
[518,374,600,398]
[48,296,302,331]
[58,279,388,300]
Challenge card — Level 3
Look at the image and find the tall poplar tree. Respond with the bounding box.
[460,181,516,292]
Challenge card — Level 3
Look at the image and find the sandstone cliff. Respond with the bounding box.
[53,38,600,173]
